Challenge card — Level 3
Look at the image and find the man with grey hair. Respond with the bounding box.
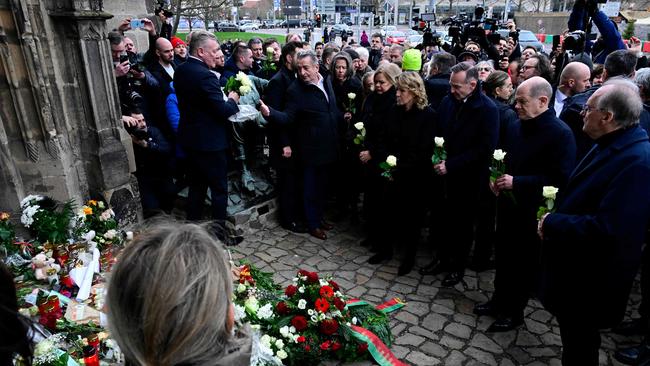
[538,81,650,365]
[354,47,372,80]
[174,30,243,245]
[421,62,499,287]
[261,50,340,240]
[474,76,576,332]
[425,52,456,109]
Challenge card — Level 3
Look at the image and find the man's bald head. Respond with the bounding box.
[514,77,552,120]
[521,76,553,100]
[559,62,591,96]
[156,37,172,51]
[155,37,174,65]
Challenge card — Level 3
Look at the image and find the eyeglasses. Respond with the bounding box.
[581,104,605,113]
[477,67,491,72]
[520,65,536,71]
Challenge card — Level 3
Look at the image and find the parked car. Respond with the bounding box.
[497,29,545,52]
[215,21,238,32]
[340,17,353,26]
[239,23,259,32]
[279,19,301,28]
[386,30,407,44]
[300,19,313,27]
[331,23,353,36]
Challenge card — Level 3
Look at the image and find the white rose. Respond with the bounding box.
[352,316,358,325]
[542,186,559,200]
[279,326,290,338]
[239,85,251,95]
[275,339,284,349]
[260,335,272,348]
[434,136,445,147]
[386,155,397,167]
[493,149,507,161]
[307,309,315,316]
[103,229,117,240]
[292,277,299,282]
[98,201,105,209]
[244,297,259,313]
[257,303,275,319]
[319,279,329,287]
[237,283,247,293]
[354,122,364,131]
[289,326,296,333]
[347,92,356,100]
[310,315,318,322]
[276,349,288,360]
[266,47,274,54]
[298,299,307,309]
[298,286,305,293]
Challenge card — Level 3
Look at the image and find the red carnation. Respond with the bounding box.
[333,297,345,311]
[315,298,330,313]
[276,301,289,315]
[285,284,298,297]
[291,315,308,331]
[319,285,334,299]
[320,319,339,335]
[297,336,306,343]
[298,269,309,276]
[332,342,342,351]
[357,343,369,354]
[305,271,319,283]
[328,280,340,291]
[320,341,331,351]
[304,345,311,352]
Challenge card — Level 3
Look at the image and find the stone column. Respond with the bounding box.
[0,0,140,224]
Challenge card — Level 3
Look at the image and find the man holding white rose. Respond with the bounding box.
[474,77,576,333]
[537,80,650,365]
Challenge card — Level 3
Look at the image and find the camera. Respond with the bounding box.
[124,123,149,140]
[563,30,586,53]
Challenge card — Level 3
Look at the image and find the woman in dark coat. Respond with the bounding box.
[330,52,364,223]
[368,71,436,276]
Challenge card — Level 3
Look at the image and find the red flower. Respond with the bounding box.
[306,272,319,283]
[357,343,369,354]
[297,336,306,343]
[304,345,311,352]
[291,315,308,331]
[333,297,346,311]
[285,285,298,297]
[320,341,331,351]
[298,269,309,276]
[320,319,339,335]
[319,285,334,299]
[332,342,342,351]
[315,298,330,313]
[276,301,289,315]
[328,280,340,291]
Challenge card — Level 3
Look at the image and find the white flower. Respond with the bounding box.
[21,204,40,227]
[354,122,364,130]
[234,304,246,321]
[103,229,117,240]
[266,46,274,54]
[20,195,43,208]
[289,326,296,333]
[434,136,445,147]
[100,210,113,221]
[292,277,299,282]
[307,309,315,316]
[275,339,285,349]
[542,186,559,200]
[319,279,329,287]
[245,297,259,313]
[260,334,272,348]
[386,155,397,167]
[239,85,252,95]
[298,286,305,293]
[257,303,275,320]
[276,349,288,360]
[237,283,247,293]
[318,313,326,320]
[98,201,105,209]
[311,315,318,322]
[298,299,307,309]
[352,316,358,325]
[279,326,291,338]
[348,92,356,100]
[493,149,507,161]
[82,230,96,242]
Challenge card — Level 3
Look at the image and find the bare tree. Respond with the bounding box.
[171,0,237,34]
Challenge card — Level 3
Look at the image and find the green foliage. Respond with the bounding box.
[623,20,636,40]
[348,304,393,346]
[0,213,16,254]
[31,200,75,244]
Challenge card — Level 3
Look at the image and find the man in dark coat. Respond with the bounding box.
[174,30,242,244]
[262,50,341,240]
[220,44,254,85]
[420,62,499,286]
[263,41,307,233]
[424,52,456,110]
[474,77,577,332]
[538,81,650,365]
[368,33,384,70]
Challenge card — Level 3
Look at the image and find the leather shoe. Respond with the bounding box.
[486,316,524,332]
[418,259,447,276]
[615,343,650,365]
[442,271,463,287]
[613,317,648,336]
[368,252,392,264]
[398,258,415,276]
[282,221,308,234]
[474,301,498,317]
[320,221,334,230]
[310,228,327,240]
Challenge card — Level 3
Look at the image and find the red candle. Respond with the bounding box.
[83,346,100,366]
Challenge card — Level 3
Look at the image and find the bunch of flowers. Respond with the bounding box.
[379,155,397,180]
[261,46,277,73]
[353,122,366,147]
[73,200,122,250]
[225,71,254,96]
[537,186,559,219]
[20,195,74,244]
[431,137,447,165]
[0,211,16,255]
[33,334,69,366]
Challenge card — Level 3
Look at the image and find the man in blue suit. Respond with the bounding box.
[538,80,650,365]
[174,30,242,244]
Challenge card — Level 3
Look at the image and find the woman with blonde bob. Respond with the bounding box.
[107,223,251,366]
[368,71,436,276]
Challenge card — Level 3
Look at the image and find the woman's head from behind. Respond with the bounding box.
[395,71,428,110]
[107,223,243,366]
[483,70,513,101]
[373,63,401,94]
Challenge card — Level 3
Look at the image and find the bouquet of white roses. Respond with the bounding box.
[225,71,254,96]
[537,186,559,219]
[431,137,447,165]
[353,122,366,147]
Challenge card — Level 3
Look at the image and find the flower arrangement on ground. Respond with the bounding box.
[20,195,74,245]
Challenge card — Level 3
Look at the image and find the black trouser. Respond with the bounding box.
[276,164,303,226]
[135,173,176,218]
[185,150,228,222]
[363,166,385,244]
[436,188,479,273]
[303,164,330,230]
[557,313,601,366]
[474,184,496,264]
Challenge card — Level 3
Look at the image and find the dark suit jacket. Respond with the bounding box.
[559,85,600,161]
[174,57,239,152]
[264,66,296,166]
[268,76,341,166]
[424,73,451,111]
[539,125,650,327]
[436,86,500,196]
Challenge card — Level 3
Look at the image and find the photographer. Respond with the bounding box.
[125,110,175,218]
[567,0,625,64]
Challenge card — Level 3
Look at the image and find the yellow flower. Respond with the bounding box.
[0,212,9,221]
[87,200,98,206]
[83,206,93,215]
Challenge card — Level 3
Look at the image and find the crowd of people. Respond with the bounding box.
[3,1,649,364]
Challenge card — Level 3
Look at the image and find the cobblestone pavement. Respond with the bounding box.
[230,217,643,366]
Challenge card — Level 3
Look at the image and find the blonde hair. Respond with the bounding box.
[396,71,428,110]
[374,63,402,87]
[107,222,249,366]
